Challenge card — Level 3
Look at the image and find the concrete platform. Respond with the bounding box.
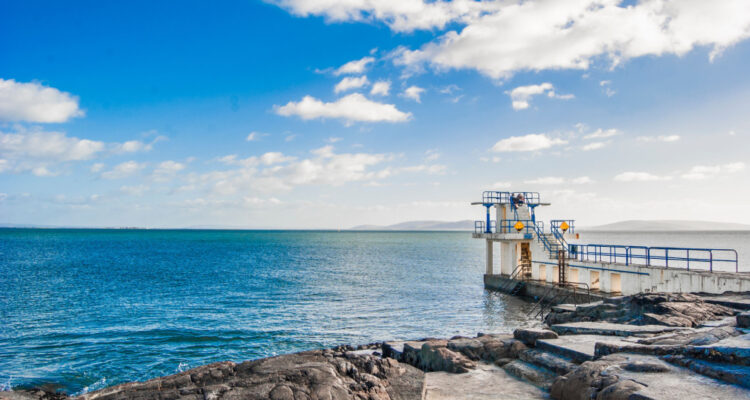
[423,362,548,399]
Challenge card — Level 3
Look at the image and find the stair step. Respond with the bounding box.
[518,349,577,375]
[501,360,557,389]
[663,355,750,389]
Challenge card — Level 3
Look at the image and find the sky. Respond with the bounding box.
[1,0,750,229]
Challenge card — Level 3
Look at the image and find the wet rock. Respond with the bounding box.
[502,360,556,389]
[446,337,485,360]
[513,328,558,346]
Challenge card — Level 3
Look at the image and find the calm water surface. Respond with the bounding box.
[0,229,537,394]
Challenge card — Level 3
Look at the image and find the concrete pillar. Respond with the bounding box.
[486,239,493,275]
[500,241,516,276]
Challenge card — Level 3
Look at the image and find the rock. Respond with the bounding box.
[513,328,558,346]
[595,379,647,400]
[419,340,476,373]
[446,337,485,360]
[738,312,750,328]
[47,348,426,400]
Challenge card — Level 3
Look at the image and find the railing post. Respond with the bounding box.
[665,249,668,268]
[710,251,713,273]
[686,249,690,270]
[647,249,650,266]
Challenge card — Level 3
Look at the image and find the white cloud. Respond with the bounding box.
[525,176,565,185]
[0,128,105,174]
[681,162,745,180]
[152,160,186,181]
[425,149,440,161]
[524,176,592,185]
[395,1,750,79]
[491,181,511,189]
[274,93,412,123]
[599,80,616,96]
[90,163,105,173]
[0,78,84,123]
[584,128,619,139]
[506,82,573,110]
[270,0,499,32]
[370,80,391,96]
[581,141,608,151]
[637,135,681,143]
[614,171,670,182]
[334,56,375,75]
[334,75,369,93]
[112,136,166,153]
[246,131,268,141]
[491,133,567,152]
[402,85,425,103]
[101,161,146,179]
[400,164,446,174]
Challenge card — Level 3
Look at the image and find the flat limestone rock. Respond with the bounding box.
[423,362,547,400]
[537,334,633,362]
[550,321,686,336]
[616,354,750,400]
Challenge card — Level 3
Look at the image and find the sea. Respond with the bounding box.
[1,229,749,394]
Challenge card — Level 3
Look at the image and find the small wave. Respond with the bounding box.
[0,376,13,392]
[176,362,190,373]
[78,377,107,395]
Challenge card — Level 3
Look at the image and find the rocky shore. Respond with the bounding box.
[4,292,750,400]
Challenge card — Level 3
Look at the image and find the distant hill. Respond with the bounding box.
[350,220,474,231]
[584,220,750,232]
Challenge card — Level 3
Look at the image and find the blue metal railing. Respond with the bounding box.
[550,220,575,234]
[575,244,739,272]
[482,191,541,206]
[474,215,739,272]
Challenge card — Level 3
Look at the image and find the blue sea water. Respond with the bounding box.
[2,229,748,394]
[0,229,539,394]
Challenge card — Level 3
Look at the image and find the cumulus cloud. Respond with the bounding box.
[0,127,163,176]
[506,83,573,110]
[681,162,745,180]
[270,0,499,32]
[0,78,84,123]
[0,127,104,175]
[152,160,187,181]
[581,141,608,151]
[491,133,567,152]
[334,56,375,75]
[100,161,146,179]
[614,171,671,182]
[370,80,391,96]
[334,76,369,93]
[395,1,750,79]
[636,135,680,142]
[402,85,425,103]
[274,93,412,123]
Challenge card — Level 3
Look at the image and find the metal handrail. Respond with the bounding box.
[481,191,541,205]
[576,244,739,272]
[550,220,576,234]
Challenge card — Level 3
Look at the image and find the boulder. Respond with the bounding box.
[419,340,476,373]
[513,328,558,346]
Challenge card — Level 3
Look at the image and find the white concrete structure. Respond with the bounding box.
[473,191,748,295]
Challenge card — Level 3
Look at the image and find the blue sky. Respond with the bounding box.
[2,0,750,228]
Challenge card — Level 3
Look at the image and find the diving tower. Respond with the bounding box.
[473,190,748,296]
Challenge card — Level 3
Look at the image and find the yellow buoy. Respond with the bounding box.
[514,221,525,232]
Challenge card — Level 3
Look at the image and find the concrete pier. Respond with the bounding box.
[472,190,749,297]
